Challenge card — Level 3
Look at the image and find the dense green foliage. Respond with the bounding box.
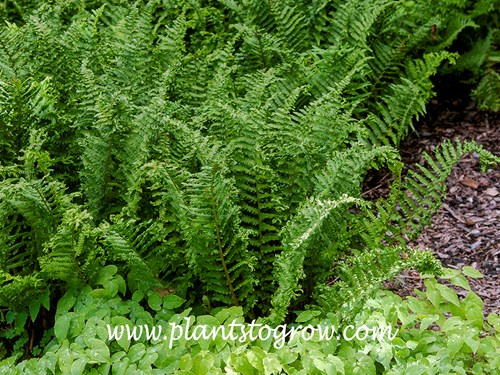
[0,0,498,372]
[1,266,498,374]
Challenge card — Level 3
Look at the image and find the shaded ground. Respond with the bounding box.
[364,80,499,316]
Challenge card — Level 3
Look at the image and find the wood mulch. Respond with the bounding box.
[363,81,499,317]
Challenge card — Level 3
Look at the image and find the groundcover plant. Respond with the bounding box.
[0,0,498,373]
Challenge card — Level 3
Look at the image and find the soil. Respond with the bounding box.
[362,79,499,316]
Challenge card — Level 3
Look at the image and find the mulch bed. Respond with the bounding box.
[363,80,499,316]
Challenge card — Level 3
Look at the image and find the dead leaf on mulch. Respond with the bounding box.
[460,177,479,189]
[484,187,499,197]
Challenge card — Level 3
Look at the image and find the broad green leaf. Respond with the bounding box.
[441,268,460,279]
[447,334,464,358]
[57,291,77,312]
[139,351,159,369]
[419,314,439,331]
[295,310,321,323]
[71,358,87,375]
[128,343,147,363]
[354,352,376,374]
[464,335,480,353]
[247,347,265,372]
[405,340,419,350]
[132,290,145,302]
[462,266,483,278]
[449,274,471,290]
[162,295,185,309]
[57,342,73,374]
[405,364,428,375]
[192,352,215,375]
[196,315,220,326]
[29,299,41,322]
[84,338,110,364]
[229,353,255,374]
[435,284,460,306]
[463,292,483,329]
[54,314,72,342]
[442,316,463,332]
[373,342,393,370]
[148,293,162,311]
[41,289,51,310]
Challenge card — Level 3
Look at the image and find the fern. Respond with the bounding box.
[315,246,442,324]
[39,207,101,285]
[267,146,402,324]
[0,131,80,310]
[184,155,257,311]
[0,272,46,311]
[1,0,498,344]
[472,70,500,111]
[366,52,457,146]
[327,0,393,49]
[430,14,478,51]
[358,140,500,248]
[268,195,363,325]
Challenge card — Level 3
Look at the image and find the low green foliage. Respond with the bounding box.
[0,266,497,374]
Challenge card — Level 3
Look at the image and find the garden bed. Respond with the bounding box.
[365,80,499,315]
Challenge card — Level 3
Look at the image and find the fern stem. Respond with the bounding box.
[210,170,239,306]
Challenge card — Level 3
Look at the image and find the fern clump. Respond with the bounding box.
[0,0,499,361]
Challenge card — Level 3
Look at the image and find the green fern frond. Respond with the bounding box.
[39,207,101,285]
[359,140,500,247]
[472,70,500,111]
[430,14,478,51]
[314,146,402,200]
[0,271,46,311]
[328,0,393,49]
[185,155,257,311]
[270,4,310,52]
[315,246,442,324]
[454,29,494,72]
[0,76,57,161]
[98,218,172,289]
[366,52,456,145]
[0,169,74,278]
[268,195,363,325]
[79,93,130,219]
[305,44,371,100]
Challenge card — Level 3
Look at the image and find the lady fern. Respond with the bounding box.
[0,1,498,351]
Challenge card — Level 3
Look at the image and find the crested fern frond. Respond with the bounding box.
[314,146,402,200]
[0,22,23,78]
[39,207,101,285]
[268,195,363,325]
[233,23,288,71]
[368,15,441,92]
[79,92,130,220]
[0,148,75,279]
[305,44,371,100]
[270,4,310,52]
[97,217,179,289]
[327,0,392,49]
[454,30,494,72]
[0,271,46,311]
[0,76,57,162]
[267,144,403,324]
[315,246,442,324]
